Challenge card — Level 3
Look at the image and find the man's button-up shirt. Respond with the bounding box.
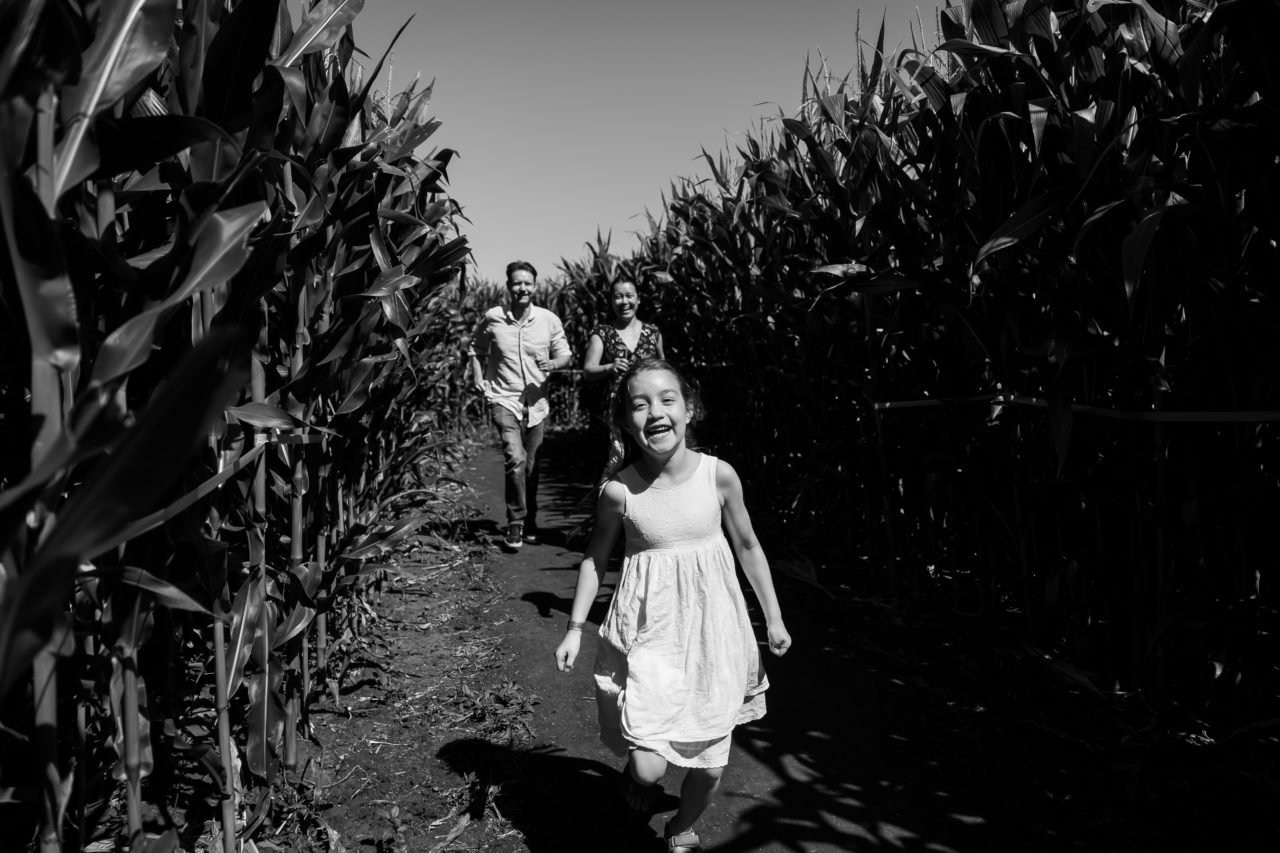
[467,305,570,427]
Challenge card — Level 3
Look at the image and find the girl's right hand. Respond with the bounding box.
[555,632,581,672]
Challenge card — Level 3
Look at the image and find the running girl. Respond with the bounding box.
[555,359,792,852]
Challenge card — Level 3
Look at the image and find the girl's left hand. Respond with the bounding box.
[767,623,792,657]
[555,632,582,672]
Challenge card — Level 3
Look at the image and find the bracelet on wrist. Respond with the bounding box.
[566,620,585,632]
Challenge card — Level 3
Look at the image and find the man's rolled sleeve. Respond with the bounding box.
[548,316,570,365]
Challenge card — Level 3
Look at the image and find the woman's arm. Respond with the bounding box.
[581,333,612,383]
[717,459,791,656]
[555,481,625,671]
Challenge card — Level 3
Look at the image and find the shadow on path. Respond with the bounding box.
[437,737,682,853]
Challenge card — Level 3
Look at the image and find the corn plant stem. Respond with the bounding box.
[299,633,311,730]
[211,617,237,853]
[34,646,60,853]
[282,281,308,771]
[75,637,88,849]
[121,659,142,838]
[251,320,273,782]
[316,535,328,671]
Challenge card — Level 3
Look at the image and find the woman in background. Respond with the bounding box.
[582,279,664,483]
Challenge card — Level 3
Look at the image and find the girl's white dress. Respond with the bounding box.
[593,452,768,768]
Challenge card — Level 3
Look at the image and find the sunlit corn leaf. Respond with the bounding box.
[246,636,284,781]
[271,602,316,650]
[360,266,418,298]
[224,567,264,699]
[275,0,365,67]
[340,512,435,560]
[289,560,323,604]
[83,566,211,614]
[226,402,304,430]
[334,356,382,415]
[54,0,180,198]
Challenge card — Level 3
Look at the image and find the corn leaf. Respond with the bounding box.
[0,158,81,467]
[224,567,264,699]
[227,402,303,430]
[91,443,266,557]
[91,202,265,386]
[973,187,1073,266]
[176,0,219,114]
[54,0,180,198]
[276,0,365,67]
[0,0,46,98]
[201,0,278,132]
[95,566,211,615]
[93,114,236,177]
[271,602,316,650]
[108,658,154,780]
[1121,209,1165,304]
[245,664,285,782]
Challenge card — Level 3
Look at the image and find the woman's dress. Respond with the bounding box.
[590,322,661,478]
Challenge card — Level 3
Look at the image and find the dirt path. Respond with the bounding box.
[309,430,1276,853]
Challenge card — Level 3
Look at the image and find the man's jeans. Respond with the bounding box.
[490,404,544,527]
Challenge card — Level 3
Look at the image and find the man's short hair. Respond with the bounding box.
[506,260,538,282]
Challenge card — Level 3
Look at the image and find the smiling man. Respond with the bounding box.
[467,260,573,550]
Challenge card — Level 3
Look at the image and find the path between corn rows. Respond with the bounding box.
[306,430,1273,853]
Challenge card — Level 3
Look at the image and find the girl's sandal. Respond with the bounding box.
[664,829,701,852]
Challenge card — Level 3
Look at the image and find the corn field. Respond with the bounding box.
[0,0,477,849]
[558,0,1280,767]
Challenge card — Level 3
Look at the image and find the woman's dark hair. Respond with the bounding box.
[611,359,704,464]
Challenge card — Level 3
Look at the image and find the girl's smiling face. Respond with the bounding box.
[624,368,689,456]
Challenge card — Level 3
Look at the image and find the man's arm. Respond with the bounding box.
[467,315,491,392]
[545,313,572,370]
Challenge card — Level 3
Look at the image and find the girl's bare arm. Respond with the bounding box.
[555,481,625,670]
[718,459,792,655]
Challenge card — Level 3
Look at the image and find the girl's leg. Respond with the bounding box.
[665,766,724,837]
[623,748,667,811]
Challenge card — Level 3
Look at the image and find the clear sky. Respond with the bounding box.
[353,1,920,283]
